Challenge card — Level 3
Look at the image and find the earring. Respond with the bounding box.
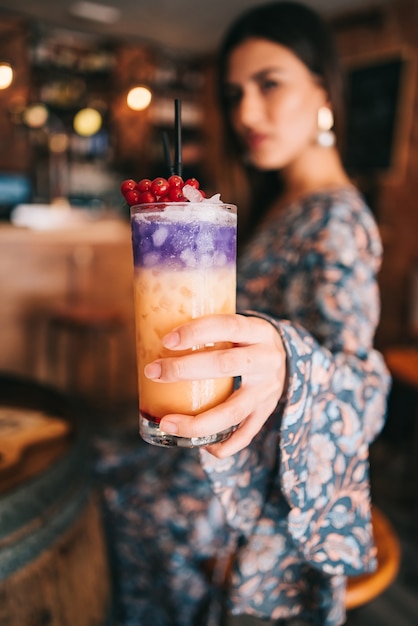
[317,106,335,147]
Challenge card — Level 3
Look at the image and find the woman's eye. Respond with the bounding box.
[260,79,279,92]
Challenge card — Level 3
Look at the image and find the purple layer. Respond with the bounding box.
[131,216,236,269]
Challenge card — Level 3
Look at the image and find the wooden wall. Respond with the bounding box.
[0,15,31,172]
[334,0,418,346]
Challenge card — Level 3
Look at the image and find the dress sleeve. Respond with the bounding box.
[200,199,391,577]
[272,317,390,576]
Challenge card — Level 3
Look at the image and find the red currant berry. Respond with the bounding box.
[124,189,142,205]
[199,189,207,198]
[136,178,152,192]
[120,179,137,195]
[158,195,171,202]
[151,177,169,197]
[139,191,157,203]
[169,187,185,202]
[184,178,200,189]
[168,175,184,189]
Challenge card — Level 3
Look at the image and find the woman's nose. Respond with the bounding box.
[236,91,262,128]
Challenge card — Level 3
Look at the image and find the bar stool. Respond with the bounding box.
[345,505,401,610]
[43,245,126,408]
[45,302,125,406]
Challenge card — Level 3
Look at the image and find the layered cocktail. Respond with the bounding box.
[130,197,237,447]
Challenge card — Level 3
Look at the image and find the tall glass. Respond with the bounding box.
[130,201,237,447]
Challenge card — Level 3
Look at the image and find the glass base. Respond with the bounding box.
[139,414,234,448]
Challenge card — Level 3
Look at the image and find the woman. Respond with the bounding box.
[96,3,391,625]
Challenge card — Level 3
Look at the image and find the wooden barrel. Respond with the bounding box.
[0,377,113,626]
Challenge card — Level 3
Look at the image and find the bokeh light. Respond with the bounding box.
[73,107,103,136]
[49,133,70,153]
[0,63,13,90]
[23,104,49,128]
[127,86,152,111]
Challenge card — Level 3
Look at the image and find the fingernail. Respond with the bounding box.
[163,331,180,349]
[160,419,178,434]
[144,362,162,379]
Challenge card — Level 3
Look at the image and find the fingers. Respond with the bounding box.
[204,406,275,458]
[146,314,287,457]
[144,342,282,382]
[160,387,247,438]
[161,314,275,350]
[159,381,279,443]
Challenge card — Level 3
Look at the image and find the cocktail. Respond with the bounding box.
[121,99,237,447]
[127,186,237,447]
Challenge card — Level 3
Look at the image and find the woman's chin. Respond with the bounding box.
[249,156,282,171]
[245,148,284,171]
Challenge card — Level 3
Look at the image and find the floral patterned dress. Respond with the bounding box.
[94,187,391,626]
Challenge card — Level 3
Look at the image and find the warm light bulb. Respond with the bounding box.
[73,107,102,136]
[49,133,70,153]
[23,104,49,128]
[127,86,152,111]
[0,63,13,90]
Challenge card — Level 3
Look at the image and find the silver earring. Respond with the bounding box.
[317,106,335,147]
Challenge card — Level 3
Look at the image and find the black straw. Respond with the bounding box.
[161,131,174,176]
[174,98,182,177]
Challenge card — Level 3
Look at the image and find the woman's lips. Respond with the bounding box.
[245,132,269,150]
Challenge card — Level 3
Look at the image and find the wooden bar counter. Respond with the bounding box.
[0,215,138,406]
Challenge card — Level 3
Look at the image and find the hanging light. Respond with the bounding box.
[23,104,49,128]
[127,86,152,111]
[0,63,13,90]
[73,107,102,136]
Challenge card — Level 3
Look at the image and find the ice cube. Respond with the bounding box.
[180,248,198,267]
[200,253,214,267]
[143,252,161,267]
[152,226,169,247]
[214,251,227,266]
[202,193,222,203]
[183,184,203,203]
[196,231,214,253]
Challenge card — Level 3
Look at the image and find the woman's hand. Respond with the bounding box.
[144,314,287,458]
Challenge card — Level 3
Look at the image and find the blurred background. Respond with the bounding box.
[1,0,418,399]
[0,1,417,623]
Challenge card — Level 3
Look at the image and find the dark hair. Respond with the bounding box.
[214,1,346,238]
[218,0,345,152]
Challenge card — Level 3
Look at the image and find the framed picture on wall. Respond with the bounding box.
[343,47,416,182]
